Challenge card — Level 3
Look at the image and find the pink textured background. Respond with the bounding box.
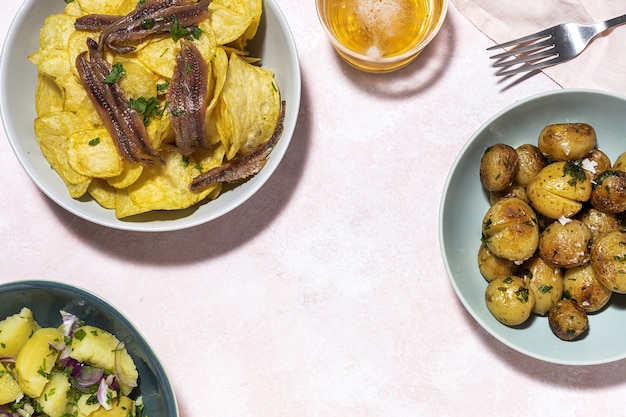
[2,1,624,416]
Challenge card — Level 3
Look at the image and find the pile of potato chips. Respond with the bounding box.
[29,0,281,219]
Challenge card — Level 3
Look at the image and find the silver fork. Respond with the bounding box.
[487,13,626,76]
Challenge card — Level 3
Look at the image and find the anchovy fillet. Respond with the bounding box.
[189,102,286,190]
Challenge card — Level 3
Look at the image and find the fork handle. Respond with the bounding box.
[600,14,626,31]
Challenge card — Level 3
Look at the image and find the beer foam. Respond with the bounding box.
[354,0,414,48]
[355,0,410,30]
[366,46,383,58]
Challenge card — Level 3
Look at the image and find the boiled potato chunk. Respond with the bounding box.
[485,275,535,326]
[590,230,626,293]
[36,372,71,417]
[564,264,612,313]
[479,144,519,192]
[538,219,592,268]
[76,393,103,417]
[548,299,589,340]
[0,307,40,357]
[0,362,22,405]
[538,123,596,161]
[482,197,539,262]
[15,327,63,397]
[527,161,592,219]
[69,325,138,395]
[520,254,563,315]
[91,396,134,417]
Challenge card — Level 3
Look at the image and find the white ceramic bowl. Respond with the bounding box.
[440,89,626,365]
[0,0,300,232]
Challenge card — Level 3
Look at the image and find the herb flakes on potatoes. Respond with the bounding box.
[477,121,626,340]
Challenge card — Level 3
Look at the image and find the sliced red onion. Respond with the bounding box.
[97,378,113,410]
[58,345,72,362]
[48,340,66,351]
[74,365,104,388]
[60,310,78,337]
[0,356,15,363]
[0,405,12,417]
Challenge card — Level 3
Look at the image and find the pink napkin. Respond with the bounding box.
[452,0,626,95]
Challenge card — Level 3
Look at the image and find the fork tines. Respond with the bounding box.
[487,28,558,76]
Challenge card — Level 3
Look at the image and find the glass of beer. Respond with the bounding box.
[316,0,448,73]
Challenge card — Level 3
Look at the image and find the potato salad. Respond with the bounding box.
[0,308,141,417]
[478,122,626,340]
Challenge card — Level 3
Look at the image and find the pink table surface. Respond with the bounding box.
[1,1,624,416]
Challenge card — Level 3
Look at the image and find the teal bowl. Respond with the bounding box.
[440,89,626,365]
[0,280,178,416]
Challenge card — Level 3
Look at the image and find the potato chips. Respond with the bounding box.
[29,0,281,219]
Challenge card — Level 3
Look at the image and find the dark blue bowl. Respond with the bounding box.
[0,280,178,417]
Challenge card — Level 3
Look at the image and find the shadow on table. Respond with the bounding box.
[458,299,626,388]
[334,5,456,99]
[45,80,313,266]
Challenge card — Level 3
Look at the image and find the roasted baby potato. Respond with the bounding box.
[489,183,528,205]
[482,197,539,262]
[563,264,612,313]
[485,275,535,326]
[590,230,626,293]
[591,170,626,213]
[538,219,592,268]
[519,254,564,315]
[548,299,589,340]
[480,143,519,192]
[478,243,518,282]
[612,151,626,171]
[515,144,548,187]
[526,160,592,219]
[583,149,611,180]
[538,123,597,161]
[576,207,623,239]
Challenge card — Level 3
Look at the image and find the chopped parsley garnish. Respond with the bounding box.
[170,108,187,116]
[170,15,188,42]
[88,137,100,146]
[64,0,75,3]
[103,63,126,84]
[538,284,553,294]
[73,328,86,341]
[129,96,165,126]
[169,15,203,42]
[157,80,170,94]
[563,160,587,185]
[515,287,530,303]
[188,26,203,40]
[141,18,155,29]
[137,0,147,5]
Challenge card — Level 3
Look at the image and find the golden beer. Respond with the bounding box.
[317,0,447,72]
